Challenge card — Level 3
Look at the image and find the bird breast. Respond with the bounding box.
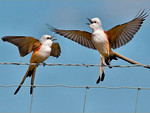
[91,30,109,55]
[31,45,51,63]
[38,45,51,57]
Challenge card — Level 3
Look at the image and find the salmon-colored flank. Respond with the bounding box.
[104,31,109,39]
[104,31,111,54]
[34,45,42,52]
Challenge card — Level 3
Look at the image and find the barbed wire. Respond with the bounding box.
[0,62,150,68]
[0,84,147,113]
[1,62,150,113]
[0,84,150,90]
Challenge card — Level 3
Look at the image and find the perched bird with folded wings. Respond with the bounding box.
[2,35,61,95]
[48,10,149,84]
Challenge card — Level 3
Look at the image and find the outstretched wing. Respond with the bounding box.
[2,36,41,57]
[51,43,61,58]
[48,25,96,50]
[106,10,148,49]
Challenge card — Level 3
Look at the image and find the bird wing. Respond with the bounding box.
[2,36,41,57]
[49,26,96,50]
[51,43,61,58]
[106,10,148,49]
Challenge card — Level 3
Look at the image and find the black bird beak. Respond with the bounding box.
[51,36,55,39]
[51,36,57,41]
[86,18,93,25]
[52,39,57,41]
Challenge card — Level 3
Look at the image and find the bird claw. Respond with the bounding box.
[43,62,46,67]
[33,85,36,88]
[31,85,36,88]
[108,65,112,68]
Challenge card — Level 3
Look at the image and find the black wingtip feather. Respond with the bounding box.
[135,9,148,20]
[2,36,8,41]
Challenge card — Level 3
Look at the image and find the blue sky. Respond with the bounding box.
[0,1,150,112]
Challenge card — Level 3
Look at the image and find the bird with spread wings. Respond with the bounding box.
[48,10,149,84]
[2,35,61,94]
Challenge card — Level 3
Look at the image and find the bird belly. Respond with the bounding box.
[92,32,109,57]
[30,45,51,63]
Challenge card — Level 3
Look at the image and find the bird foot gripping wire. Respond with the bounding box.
[42,62,47,67]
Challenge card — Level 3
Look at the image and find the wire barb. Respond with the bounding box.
[1,84,150,90]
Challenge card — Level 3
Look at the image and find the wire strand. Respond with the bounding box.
[0,62,150,68]
[1,62,150,112]
[1,84,150,90]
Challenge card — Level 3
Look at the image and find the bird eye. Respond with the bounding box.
[93,21,97,23]
[47,37,50,39]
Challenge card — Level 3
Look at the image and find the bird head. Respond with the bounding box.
[87,17,103,31]
[40,35,56,46]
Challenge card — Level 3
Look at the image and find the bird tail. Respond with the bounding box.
[96,51,150,84]
[113,51,150,69]
[14,65,37,95]
[96,57,105,84]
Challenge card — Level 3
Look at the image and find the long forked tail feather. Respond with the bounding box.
[96,57,105,84]
[14,66,37,95]
[30,67,36,94]
[96,71,105,84]
[96,51,149,84]
[113,51,150,69]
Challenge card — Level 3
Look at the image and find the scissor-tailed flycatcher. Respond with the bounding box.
[2,35,61,94]
[48,10,149,84]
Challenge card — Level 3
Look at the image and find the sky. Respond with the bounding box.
[0,0,150,113]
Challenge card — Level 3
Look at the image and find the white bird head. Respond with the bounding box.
[87,17,103,31]
[40,34,56,46]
